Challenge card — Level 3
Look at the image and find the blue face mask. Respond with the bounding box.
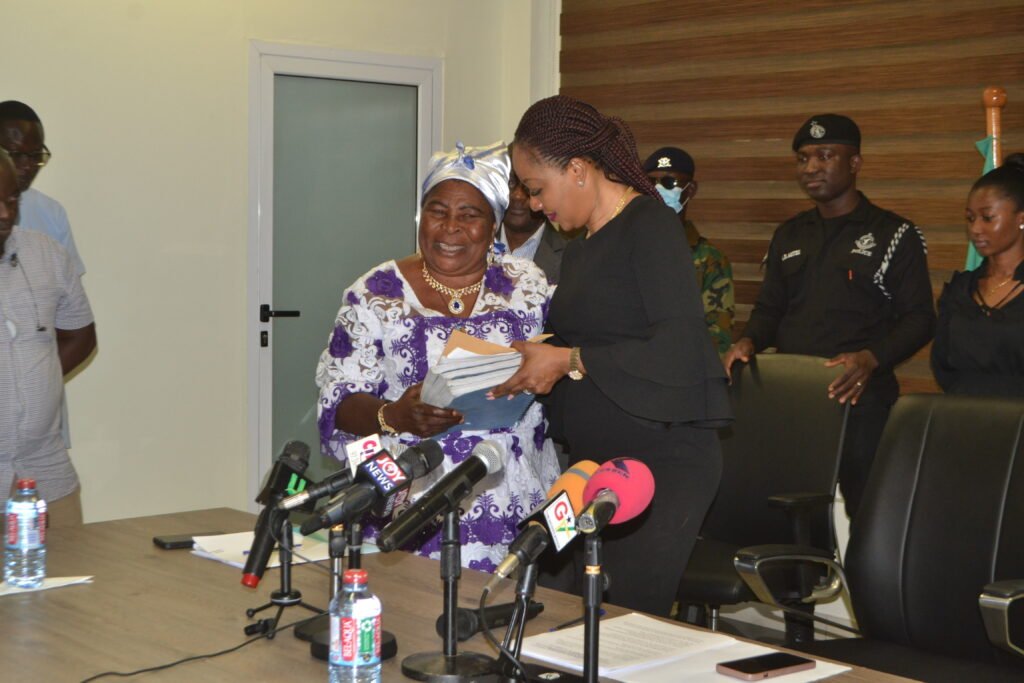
[655,183,691,214]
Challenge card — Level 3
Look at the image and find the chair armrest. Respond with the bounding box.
[980,579,1024,658]
[734,544,845,606]
[767,493,833,509]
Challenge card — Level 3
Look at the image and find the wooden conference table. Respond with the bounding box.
[0,508,915,682]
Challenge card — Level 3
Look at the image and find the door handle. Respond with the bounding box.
[260,304,301,323]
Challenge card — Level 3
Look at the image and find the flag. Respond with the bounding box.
[965,136,996,270]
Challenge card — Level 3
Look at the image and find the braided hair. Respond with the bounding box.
[513,95,658,199]
[972,152,1024,211]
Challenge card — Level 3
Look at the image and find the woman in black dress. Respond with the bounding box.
[492,96,731,616]
[932,153,1024,397]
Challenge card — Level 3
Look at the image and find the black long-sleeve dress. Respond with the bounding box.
[931,260,1024,397]
[543,194,732,616]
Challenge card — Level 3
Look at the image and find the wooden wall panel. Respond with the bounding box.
[561,0,1024,394]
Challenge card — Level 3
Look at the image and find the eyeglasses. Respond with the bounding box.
[649,175,686,190]
[3,145,51,169]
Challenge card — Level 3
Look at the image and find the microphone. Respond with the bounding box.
[377,440,504,553]
[277,467,355,511]
[486,461,600,592]
[300,441,444,535]
[577,458,655,534]
[435,601,544,642]
[241,441,312,588]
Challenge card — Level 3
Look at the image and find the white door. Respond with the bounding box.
[248,43,441,504]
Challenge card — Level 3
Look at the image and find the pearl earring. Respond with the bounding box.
[578,180,584,187]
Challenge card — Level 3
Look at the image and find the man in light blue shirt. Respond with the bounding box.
[0,101,84,276]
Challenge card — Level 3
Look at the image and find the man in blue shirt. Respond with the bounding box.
[0,150,96,524]
[0,101,84,276]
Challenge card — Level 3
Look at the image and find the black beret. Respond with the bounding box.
[642,146,695,175]
[792,114,860,152]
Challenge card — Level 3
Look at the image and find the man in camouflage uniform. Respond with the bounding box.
[644,147,734,353]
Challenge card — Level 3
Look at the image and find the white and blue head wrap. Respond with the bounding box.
[420,141,511,226]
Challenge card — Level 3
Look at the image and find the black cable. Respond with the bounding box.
[478,586,529,680]
[78,613,321,682]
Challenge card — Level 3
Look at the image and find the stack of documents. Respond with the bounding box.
[520,613,850,682]
[421,331,534,433]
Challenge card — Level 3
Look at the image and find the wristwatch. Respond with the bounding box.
[377,402,398,435]
[568,347,584,381]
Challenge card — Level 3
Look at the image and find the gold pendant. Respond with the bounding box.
[448,297,465,315]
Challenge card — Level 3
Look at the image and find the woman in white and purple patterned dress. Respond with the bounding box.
[315,142,560,572]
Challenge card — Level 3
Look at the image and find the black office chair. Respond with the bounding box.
[676,353,849,640]
[736,394,1024,682]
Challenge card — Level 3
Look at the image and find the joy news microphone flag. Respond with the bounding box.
[300,441,445,535]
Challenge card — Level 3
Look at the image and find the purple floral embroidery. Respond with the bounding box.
[443,433,482,464]
[533,422,546,450]
[469,557,498,573]
[346,291,359,306]
[366,268,403,298]
[509,436,523,461]
[484,266,514,297]
[318,401,338,451]
[328,326,354,359]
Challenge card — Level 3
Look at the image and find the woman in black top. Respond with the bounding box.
[492,96,731,615]
[932,154,1024,397]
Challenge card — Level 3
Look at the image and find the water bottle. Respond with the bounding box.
[329,568,382,683]
[4,478,47,588]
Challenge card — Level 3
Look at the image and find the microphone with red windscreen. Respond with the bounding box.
[577,458,655,534]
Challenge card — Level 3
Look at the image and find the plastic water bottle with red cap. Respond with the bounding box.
[4,478,47,588]
[329,568,382,682]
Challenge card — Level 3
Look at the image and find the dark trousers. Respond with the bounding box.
[839,401,893,521]
[540,427,722,617]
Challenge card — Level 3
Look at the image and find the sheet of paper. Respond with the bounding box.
[0,575,93,597]
[622,642,850,683]
[190,529,372,570]
[521,613,737,675]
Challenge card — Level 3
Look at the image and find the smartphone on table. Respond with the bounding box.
[716,652,816,680]
[152,532,223,550]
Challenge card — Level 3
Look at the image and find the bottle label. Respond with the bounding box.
[329,599,381,667]
[6,510,44,549]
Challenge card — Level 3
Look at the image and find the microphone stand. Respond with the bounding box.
[303,522,399,661]
[402,510,498,681]
[295,523,346,647]
[245,505,324,637]
[493,562,586,683]
[582,534,603,683]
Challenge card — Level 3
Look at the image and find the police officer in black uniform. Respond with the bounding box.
[723,114,935,520]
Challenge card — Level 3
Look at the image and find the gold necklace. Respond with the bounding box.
[588,186,633,237]
[987,276,1016,296]
[421,263,483,315]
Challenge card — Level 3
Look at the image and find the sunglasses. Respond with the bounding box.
[649,176,687,191]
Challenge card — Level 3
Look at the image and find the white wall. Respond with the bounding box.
[1,0,559,522]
